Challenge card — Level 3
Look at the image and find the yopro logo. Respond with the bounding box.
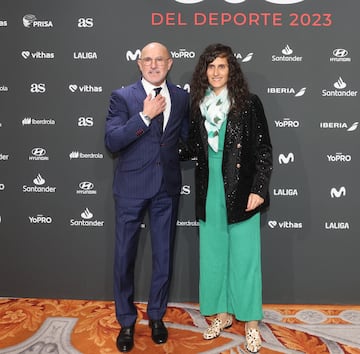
[327,152,351,163]
[171,49,195,59]
[29,214,53,224]
[274,118,300,128]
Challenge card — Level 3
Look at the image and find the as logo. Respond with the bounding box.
[30,83,46,93]
[78,116,94,127]
[78,18,94,28]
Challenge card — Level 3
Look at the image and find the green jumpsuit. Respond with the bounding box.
[199,121,263,321]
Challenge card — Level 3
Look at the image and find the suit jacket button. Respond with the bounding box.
[236,163,241,168]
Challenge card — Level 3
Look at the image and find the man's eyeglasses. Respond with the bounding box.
[140,57,170,66]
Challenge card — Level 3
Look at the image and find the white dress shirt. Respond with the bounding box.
[141,78,171,131]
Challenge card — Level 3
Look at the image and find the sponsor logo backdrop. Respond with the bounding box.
[0,0,359,303]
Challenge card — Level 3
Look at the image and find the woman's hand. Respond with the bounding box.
[246,193,264,212]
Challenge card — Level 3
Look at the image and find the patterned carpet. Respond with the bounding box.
[0,298,360,354]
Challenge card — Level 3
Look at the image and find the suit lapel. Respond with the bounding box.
[133,80,147,107]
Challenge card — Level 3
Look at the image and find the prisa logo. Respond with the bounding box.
[173,0,304,4]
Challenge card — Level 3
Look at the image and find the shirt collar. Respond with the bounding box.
[141,78,166,95]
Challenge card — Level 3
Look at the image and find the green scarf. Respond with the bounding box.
[200,87,230,152]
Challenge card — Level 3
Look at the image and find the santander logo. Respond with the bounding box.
[174,0,304,4]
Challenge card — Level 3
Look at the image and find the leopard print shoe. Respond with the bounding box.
[245,326,262,353]
[203,317,233,340]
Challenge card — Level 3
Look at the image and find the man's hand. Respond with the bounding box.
[142,93,166,119]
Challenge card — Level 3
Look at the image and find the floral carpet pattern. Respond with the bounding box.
[0,298,360,354]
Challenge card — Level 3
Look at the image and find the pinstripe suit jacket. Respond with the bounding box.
[105,79,189,198]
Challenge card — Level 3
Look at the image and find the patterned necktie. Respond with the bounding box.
[154,87,162,97]
[153,87,163,134]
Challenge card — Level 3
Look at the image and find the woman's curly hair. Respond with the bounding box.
[190,43,250,117]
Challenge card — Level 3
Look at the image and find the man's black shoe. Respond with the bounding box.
[116,325,135,352]
[148,319,168,344]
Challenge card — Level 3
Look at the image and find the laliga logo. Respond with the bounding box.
[173,0,304,4]
[330,186,346,198]
[126,49,141,61]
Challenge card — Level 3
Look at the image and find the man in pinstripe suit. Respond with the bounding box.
[105,42,189,352]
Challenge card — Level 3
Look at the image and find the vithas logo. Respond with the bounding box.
[268,220,303,229]
[68,84,102,93]
[21,50,55,59]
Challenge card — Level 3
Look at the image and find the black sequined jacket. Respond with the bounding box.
[182,93,273,224]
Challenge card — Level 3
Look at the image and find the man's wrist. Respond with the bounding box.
[140,112,151,124]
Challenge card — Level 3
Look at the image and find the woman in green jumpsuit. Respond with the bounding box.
[188,43,273,353]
